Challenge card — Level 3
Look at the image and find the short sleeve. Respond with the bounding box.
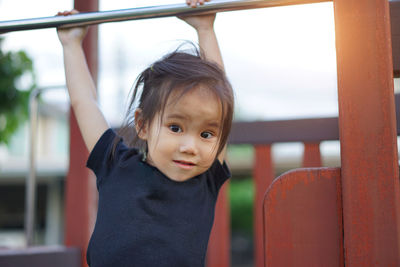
[86,128,133,187]
[208,160,231,193]
[86,129,116,172]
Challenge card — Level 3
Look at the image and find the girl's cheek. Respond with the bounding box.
[206,144,218,159]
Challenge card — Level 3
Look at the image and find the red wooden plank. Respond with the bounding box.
[302,142,321,167]
[253,145,275,267]
[206,182,230,267]
[229,118,339,144]
[0,246,80,267]
[65,1,98,267]
[264,168,344,266]
[334,0,400,265]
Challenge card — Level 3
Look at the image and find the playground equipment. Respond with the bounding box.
[0,0,399,266]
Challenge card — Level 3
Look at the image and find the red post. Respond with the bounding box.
[64,1,98,267]
[206,182,230,267]
[334,0,400,265]
[253,145,274,267]
[302,142,321,167]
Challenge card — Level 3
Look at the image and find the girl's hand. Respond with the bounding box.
[56,10,88,46]
[186,0,210,8]
[180,0,215,31]
[178,13,216,32]
[179,0,222,68]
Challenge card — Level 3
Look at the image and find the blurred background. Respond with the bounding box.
[0,0,398,266]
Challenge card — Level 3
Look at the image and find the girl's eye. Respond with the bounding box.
[169,125,182,133]
[201,131,213,139]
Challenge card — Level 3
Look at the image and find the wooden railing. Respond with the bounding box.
[207,91,400,267]
[207,116,339,266]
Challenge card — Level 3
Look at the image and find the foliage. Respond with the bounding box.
[0,40,35,145]
[230,177,254,235]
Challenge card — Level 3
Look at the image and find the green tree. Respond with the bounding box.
[0,39,35,145]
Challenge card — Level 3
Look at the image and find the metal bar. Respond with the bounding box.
[0,0,330,33]
[25,86,66,247]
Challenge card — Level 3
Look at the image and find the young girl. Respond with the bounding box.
[57,1,234,266]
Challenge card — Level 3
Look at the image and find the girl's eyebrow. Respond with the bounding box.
[167,113,220,128]
[207,121,221,128]
[166,113,187,120]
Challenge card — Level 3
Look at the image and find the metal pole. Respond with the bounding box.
[0,0,330,33]
[25,86,66,247]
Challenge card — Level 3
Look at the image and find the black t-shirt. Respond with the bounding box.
[86,129,231,267]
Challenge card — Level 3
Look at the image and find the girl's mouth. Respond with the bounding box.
[173,160,195,169]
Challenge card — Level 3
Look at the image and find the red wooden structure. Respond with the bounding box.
[62,0,400,266]
[0,0,399,266]
[334,0,400,265]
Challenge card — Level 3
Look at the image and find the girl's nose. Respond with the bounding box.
[179,136,198,155]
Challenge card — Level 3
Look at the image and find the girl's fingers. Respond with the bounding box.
[56,9,79,16]
[186,0,207,8]
[56,11,67,16]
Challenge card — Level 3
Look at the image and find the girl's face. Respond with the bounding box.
[137,86,222,182]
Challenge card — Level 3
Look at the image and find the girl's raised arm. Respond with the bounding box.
[57,10,109,153]
[178,12,224,70]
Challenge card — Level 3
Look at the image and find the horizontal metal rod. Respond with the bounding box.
[0,0,330,33]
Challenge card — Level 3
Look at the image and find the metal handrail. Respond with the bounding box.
[0,0,330,33]
[26,85,67,247]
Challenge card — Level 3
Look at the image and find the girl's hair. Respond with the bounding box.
[114,46,234,158]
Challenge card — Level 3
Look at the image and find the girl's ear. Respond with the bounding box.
[135,108,148,140]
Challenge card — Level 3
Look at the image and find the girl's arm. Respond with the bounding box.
[179,13,224,70]
[57,10,109,153]
[179,2,227,163]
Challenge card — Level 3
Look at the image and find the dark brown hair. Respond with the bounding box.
[114,46,234,158]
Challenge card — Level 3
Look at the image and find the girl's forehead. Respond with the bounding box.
[163,87,222,122]
[166,86,217,104]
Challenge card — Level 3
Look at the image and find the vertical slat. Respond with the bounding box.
[64,1,98,267]
[253,145,274,267]
[263,168,344,266]
[302,142,321,167]
[207,182,230,267]
[334,0,400,265]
